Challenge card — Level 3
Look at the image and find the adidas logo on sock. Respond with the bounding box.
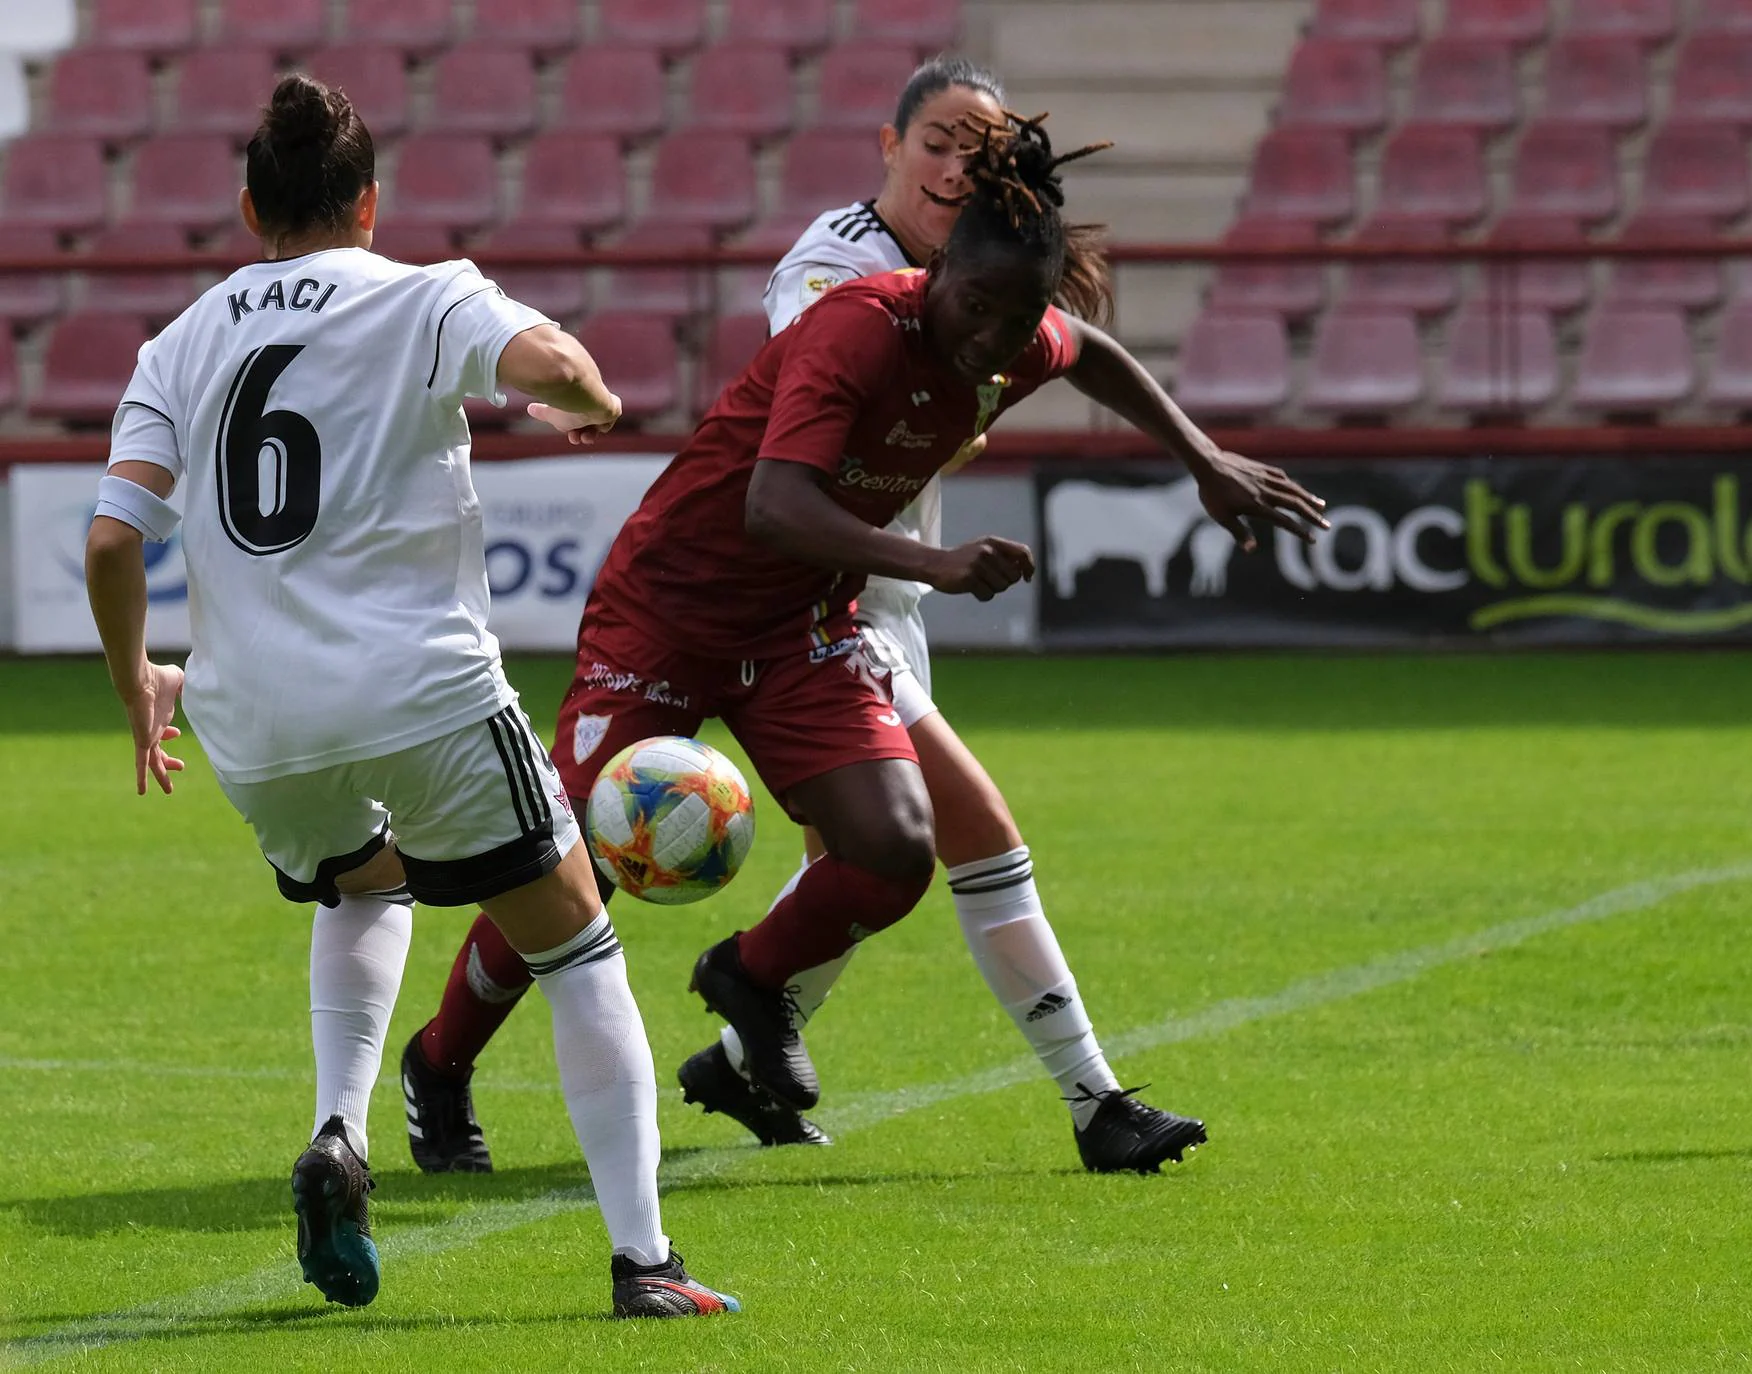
[1026,993,1071,1023]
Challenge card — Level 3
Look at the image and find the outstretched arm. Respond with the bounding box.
[1063,317,1329,550]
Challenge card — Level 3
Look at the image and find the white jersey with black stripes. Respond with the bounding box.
[108,247,550,782]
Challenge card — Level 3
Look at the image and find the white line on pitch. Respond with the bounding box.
[9,861,1749,1364]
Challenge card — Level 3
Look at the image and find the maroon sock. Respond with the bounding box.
[736,854,932,989]
[418,912,534,1078]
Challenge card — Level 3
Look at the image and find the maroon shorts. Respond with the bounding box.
[552,608,918,815]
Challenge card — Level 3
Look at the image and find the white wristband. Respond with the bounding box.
[95,473,181,543]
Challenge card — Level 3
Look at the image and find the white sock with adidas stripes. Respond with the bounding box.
[309,891,415,1161]
[947,846,1122,1130]
[523,913,668,1266]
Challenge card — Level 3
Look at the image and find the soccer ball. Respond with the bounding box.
[584,736,756,905]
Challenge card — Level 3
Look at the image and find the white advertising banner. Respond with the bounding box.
[8,455,669,654]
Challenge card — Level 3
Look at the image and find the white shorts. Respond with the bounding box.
[215,705,581,908]
[856,596,937,729]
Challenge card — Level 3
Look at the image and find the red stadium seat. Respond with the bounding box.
[766,130,887,224]
[31,312,151,424]
[1507,122,1619,223]
[45,49,153,143]
[1436,304,1559,414]
[1407,37,1517,133]
[1443,0,1547,46]
[86,222,201,325]
[425,44,539,139]
[128,135,241,233]
[553,47,667,143]
[1,136,108,232]
[1241,129,1355,226]
[1173,310,1291,419]
[370,222,455,263]
[477,222,591,324]
[1607,213,1723,311]
[1696,0,1752,32]
[1571,304,1694,411]
[460,0,580,53]
[391,136,500,232]
[598,0,708,58]
[848,0,960,49]
[641,134,759,234]
[597,224,715,319]
[171,46,278,137]
[90,0,198,55]
[1541,36,1647,131]
[0,329,17,414]
[1641,122,1751,222]
[1303,307,1425,414]
[305,47,411,139]
[1278,39,1388,136]
[725,0,834,55]
[1207,217,1325,319]
[1563,0,1675,43]
[214,0,329,51]
[695,312,770,411]
[808,47,917,132]
[1343,216,1459,315]
[338,0,454,56]
[0,225,65,325]
[516,133,627,237]
[577,312,679,419]
[1375,124,1488,225]
[1477,213,1590,314]
[1310,0,1420,47]
[1704,293,1752,408]
[1669,35,1752,128]
[684,45,795,141]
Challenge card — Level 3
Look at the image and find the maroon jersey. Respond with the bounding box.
[588,269,1080,659]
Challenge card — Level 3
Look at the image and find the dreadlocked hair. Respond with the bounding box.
[938,110,1115,328]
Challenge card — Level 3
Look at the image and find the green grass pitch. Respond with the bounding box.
[4,651,1752,1372]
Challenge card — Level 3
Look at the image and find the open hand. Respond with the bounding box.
[124,661,186,796]
[1195,451,1330,552]
[528,395,624,446]
[927,536,1035,601]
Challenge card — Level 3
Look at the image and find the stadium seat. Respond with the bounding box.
[45,49,153,144]
[1303,307,1425,413]
[477,222,591,324]
[1562,0,1675,43]
[1240,129,1355,226]
[30,312,151,424]
[1207,217,1326,319]
[1669,35,1752,127]
[338,0,454,56]
[808,47,919,132]
[1641,122,1751,222]
[1476,212,1590,314]
[85,222,201,325]
[1571,304,1694,410]
[304,48,411,139]
[1443,0,1547,46]
[684,46,795,142]
[170,47,278,137]
[597,0,708,58]
[1375,124,1488,225]
[0,329,17,414]
[0,225,65,325]
[695,312,770,412]
[391,136,500,233]
[1704,294,1752,408]
[1407,37,1517,133]
[724,0,834,55]
[459,0,580,53]
[370,222,455,263]
[848,0,961,49]
[214,0,329,51]
[1436,304,1559,414]
[90,0,198,55]
[1506,122,1619,223]
[553,47,667,143]
[576,312,679,420]
[1540,36,1647,131]
[1,136,108,233]
[1606,213,1723,311]
[639,134,759,235]
[1343,216,1459,316]
[515,133,628,237]
[1695,0,1752,33]
[596,224,716,320]
[1278,39,1388,136]
[763,130,887,225]
[128,136,241,233]
[1308,0,1420,47]
[424,44,539,139]
[1172,310,1291,419]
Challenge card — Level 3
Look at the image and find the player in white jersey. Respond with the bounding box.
[82,75,736,1319]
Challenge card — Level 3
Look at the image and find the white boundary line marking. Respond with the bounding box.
[9,862,1749,1364]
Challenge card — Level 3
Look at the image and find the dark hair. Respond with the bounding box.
[940,111,1115,328]
[245,74,374,244]
[893,55,1005,134]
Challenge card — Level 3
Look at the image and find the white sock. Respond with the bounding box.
[309,891,414,1160]
[721,851,853,1077]
[524,914,668,1267]
[947,846,1123,1130]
